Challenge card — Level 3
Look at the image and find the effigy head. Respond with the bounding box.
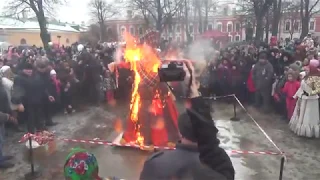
[140,29,160,48]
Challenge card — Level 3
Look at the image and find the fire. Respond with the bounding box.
[123,32,161,146]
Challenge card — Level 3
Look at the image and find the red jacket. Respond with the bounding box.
[247,70,256,92]
[282,80,300,98]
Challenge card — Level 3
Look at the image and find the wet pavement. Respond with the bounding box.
[1,100,320,180]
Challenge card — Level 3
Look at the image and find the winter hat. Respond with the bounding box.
[300,71,306,79]
[178,112,197,142]
[289,63,300,72]
[309,59,319,67]
[50,69,57,76]
[64,148,100,180]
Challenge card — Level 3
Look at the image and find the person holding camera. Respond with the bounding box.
[140,60,235,180]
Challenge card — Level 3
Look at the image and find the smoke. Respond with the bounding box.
[184,39,218,75]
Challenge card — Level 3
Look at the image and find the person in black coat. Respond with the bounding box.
[11,57,57,132]
[140,60,234,180]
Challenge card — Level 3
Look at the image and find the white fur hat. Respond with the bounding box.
[77,44,84,52]
[50,69,57,76]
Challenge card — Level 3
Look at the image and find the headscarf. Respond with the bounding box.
[64,148,101,180]
[0,65,14,80]
[308,59,320,76]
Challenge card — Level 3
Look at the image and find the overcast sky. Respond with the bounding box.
[0,0,92,24]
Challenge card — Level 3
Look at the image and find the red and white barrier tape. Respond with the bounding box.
[19,133,284,156]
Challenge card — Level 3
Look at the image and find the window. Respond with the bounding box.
[107,28,112,34]
[66,38,70,44]
[198,26,203,33]
[177,36,181,42]
[228,36,232,42]
[227,23,233,32]
[139,27,143,35]
[20,38,27,44]
[235,23,241,32]
[217,23,222,32]
[190,36,194,41]
[285,21,290,31]
[294,21,299,31]
[189,25,194,33]
[208,24,213,31]
[235,35,240,41]
[130,27,135,35]
[121,27,125,35]
[310,21,315,31]
[176,25,180,33]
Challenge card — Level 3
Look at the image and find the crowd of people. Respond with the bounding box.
[0,31,319,180]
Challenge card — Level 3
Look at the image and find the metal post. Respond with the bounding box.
[24,120,41,179]
[230,97,240,121]
[279,156,285,180]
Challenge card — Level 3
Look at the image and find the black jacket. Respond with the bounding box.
[187,97,235,180]
[140,97,234,180]
[11,71,56,105]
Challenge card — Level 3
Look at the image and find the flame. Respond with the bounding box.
[123,32,161,146]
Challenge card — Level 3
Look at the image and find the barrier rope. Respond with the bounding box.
[19,133,283,156]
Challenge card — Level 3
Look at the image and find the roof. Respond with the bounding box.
[0,17,80,33]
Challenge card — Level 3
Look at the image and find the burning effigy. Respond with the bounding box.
[118,31,180,150]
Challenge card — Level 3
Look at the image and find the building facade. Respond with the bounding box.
[0,18,82,47]
[105,13,320,43]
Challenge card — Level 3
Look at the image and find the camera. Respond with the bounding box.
[158,61,186,82]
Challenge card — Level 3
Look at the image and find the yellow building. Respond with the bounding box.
[0,18,82,47]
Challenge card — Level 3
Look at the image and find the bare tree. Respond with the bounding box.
[3,0,65,49]
[131,0,184,32]
[272,0,282,36]
[284,4,301,39]
[300,0,320,38]
[89,0,118,42]
[237,0,273,43]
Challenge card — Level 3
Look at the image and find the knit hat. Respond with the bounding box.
[309,59,319,67]
[64,148,100,180]
[178,112,197,142]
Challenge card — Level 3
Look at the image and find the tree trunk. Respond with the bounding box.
[156,0,163,32]
[204,0,209,31]
[255,15,264,43]
[36,13,50,50]
[271,0,281,36]
[265,12,269,43]
[300,16,309,39]
[99,22,106,41]
[185,0,191,43]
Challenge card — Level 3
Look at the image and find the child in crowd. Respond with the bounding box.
[103,64,116,103]
[61,80,75,114]
[64,148,123,180]
[282,72,300,120]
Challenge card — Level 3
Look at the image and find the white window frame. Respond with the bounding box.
[227,21,233,32]
[217,22,222,32]
[284,21,290,31]
[129,26,135,35]
[309,20,315,31]
[138,27,143,35]
[235,22,241,32]
[120,26,126,35]
[235,35,240,41]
